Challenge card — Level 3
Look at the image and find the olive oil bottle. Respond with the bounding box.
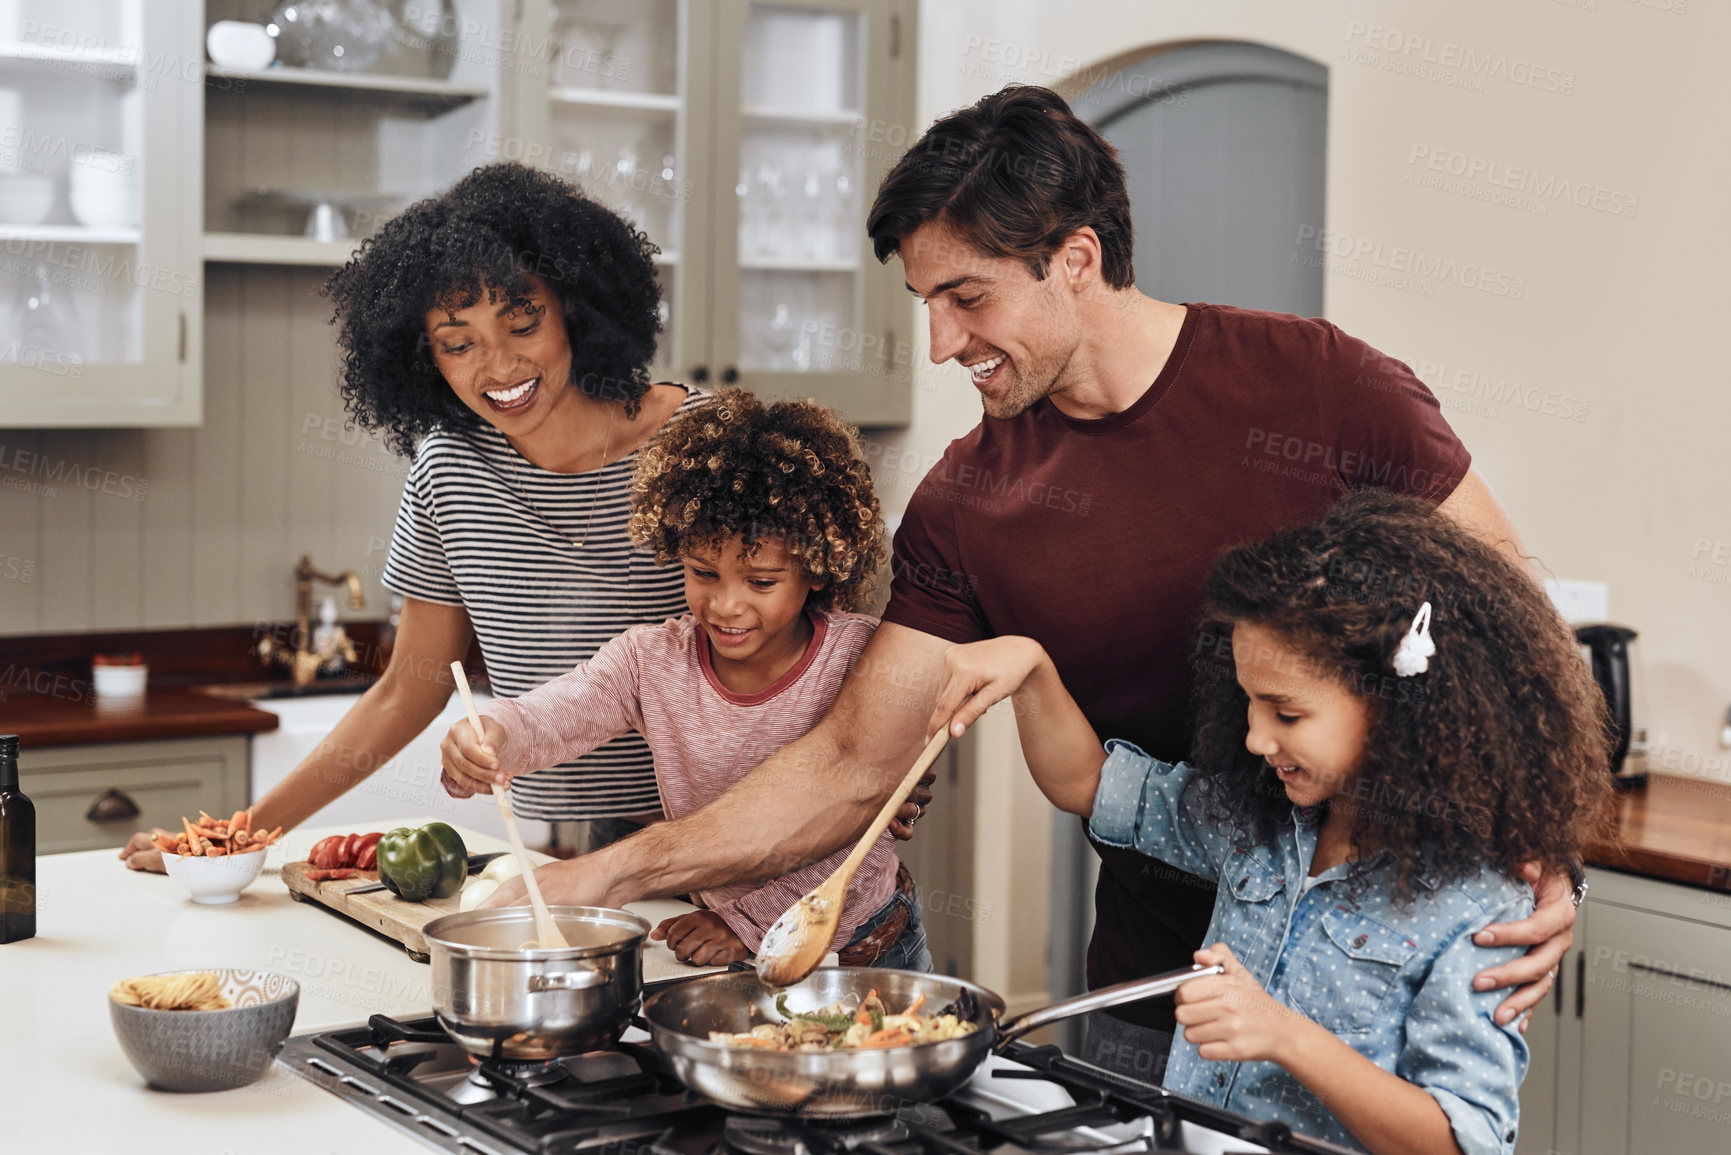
[0,734,35,943]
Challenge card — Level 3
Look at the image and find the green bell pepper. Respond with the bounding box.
[377,822,468,903]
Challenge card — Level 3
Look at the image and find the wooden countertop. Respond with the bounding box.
[0,686,280,747]
[1587,773,1731,892]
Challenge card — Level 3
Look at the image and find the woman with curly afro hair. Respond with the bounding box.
[224,162,707,857]
[925,489,1612,1154]
[442,390,930,971]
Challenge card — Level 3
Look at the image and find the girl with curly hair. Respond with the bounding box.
[116,163,710,876]
[926,490,1611,1154]
[441,390,930,971]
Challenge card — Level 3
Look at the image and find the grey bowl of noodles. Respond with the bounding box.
[108,969,300,1091]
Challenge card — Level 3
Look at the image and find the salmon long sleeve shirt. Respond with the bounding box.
[480,609,895,952]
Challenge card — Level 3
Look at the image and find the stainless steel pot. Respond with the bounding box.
[643,964,1219,1117]
[422,906,648,1062]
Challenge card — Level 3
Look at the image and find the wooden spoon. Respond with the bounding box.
[450,662,569,950]
[756,728,949,986]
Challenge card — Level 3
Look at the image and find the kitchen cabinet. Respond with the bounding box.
[478,0,918,424]
[200,0,505,267]
[17,733,247,853]
[4,1,916,430]
[1519,868,1731,1154]
[0,1,203,426]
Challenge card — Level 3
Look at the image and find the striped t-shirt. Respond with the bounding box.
[381,384,709,820]
[481,609,896,952]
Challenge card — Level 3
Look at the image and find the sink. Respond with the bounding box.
[244,687,546,848]
[196,678,378,701]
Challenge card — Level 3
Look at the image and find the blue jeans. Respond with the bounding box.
[843,875,934,972]
[1079,1011,1174,1084]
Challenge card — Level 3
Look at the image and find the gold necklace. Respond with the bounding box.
[506,406,617,550]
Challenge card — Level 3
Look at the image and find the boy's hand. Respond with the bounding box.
[440,716,510,798]
[651,910,750,966]
[927,636,1048,740]
[1174,944,1305,1065]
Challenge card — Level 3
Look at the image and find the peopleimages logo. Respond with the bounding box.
[1343,21,1577,96]
[1293,226,1527,300]
[1407,145,1639,220]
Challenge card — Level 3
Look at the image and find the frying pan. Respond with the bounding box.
[642,964,1220,1117]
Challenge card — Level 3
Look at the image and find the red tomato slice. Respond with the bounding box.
[308,835,346,871]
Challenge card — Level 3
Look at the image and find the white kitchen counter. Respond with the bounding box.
[3,821,710,1151]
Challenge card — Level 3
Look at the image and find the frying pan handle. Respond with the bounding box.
[993,964,1225,1048]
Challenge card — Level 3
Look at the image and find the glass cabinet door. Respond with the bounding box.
[524,0,709,384]
[712,0,911,424]
[0,0,199,425]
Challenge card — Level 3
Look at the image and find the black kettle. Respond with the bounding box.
[1575,624,1648,790]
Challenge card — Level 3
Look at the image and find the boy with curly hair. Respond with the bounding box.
[441,390,930,970]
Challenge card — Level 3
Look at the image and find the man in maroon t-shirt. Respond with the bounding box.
[516,84,1578,1081]
[850,85,1577,1074]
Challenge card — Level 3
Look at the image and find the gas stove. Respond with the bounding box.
[278,1012,1357,1155]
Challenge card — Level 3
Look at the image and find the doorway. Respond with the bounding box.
[1049,40,1329,1049]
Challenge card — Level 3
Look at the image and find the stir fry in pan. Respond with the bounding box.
[710,988,980,1051]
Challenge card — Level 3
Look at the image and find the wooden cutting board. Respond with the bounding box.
[281,860,456,959]
[281,860,728,981]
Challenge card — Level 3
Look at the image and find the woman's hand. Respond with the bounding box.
[117,828,172,873]
[651,910,750,966]
[440,716,510,798]
[1174,944,1306,1065]
[926,636,1049,740]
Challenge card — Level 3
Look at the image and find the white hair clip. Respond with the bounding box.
[1392,601,1435,677]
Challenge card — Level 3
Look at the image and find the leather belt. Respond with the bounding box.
[837,862,915,967]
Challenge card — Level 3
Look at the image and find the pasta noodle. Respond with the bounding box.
[709,989,979,1051]
[110,971,231,1011]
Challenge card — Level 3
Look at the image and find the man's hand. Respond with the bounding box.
[1174,944,1306,1064]
[651,910,749,966]
[482,856,617,909]
[117,828,171,874]
[440,716,511,799]
[1472,862,1576,1029]
[889,772,936,840]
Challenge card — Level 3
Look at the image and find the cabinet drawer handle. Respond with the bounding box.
[1575,949,1585,1018]
[87,788,141,823]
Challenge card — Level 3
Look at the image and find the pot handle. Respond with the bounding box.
[993,964,1224,1048]
[527,967,609,992]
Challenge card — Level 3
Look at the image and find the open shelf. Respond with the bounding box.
[739,256,859,273]
[205,65,489,109]
[202,235,675,269]
[549,87,680,113]
[0,224,141,244]
[0,39,137,72]
[202,233,359,267]
[742,105,862,128]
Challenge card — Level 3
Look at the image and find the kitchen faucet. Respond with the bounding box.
[256,554,365,688]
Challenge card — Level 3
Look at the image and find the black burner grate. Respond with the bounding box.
[282,1014,1358,1155]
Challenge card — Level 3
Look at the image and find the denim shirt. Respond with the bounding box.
[1088,740,1532,1155]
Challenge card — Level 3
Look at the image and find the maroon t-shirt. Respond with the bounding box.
[882,303,1471,1031]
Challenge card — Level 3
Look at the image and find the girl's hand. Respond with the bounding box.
[651,910,750,966]
[1174,944,1306,1065]
[926,636,1048,740]
[440,716,510,798]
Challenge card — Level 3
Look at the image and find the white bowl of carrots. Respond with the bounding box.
[155,810,281,905]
